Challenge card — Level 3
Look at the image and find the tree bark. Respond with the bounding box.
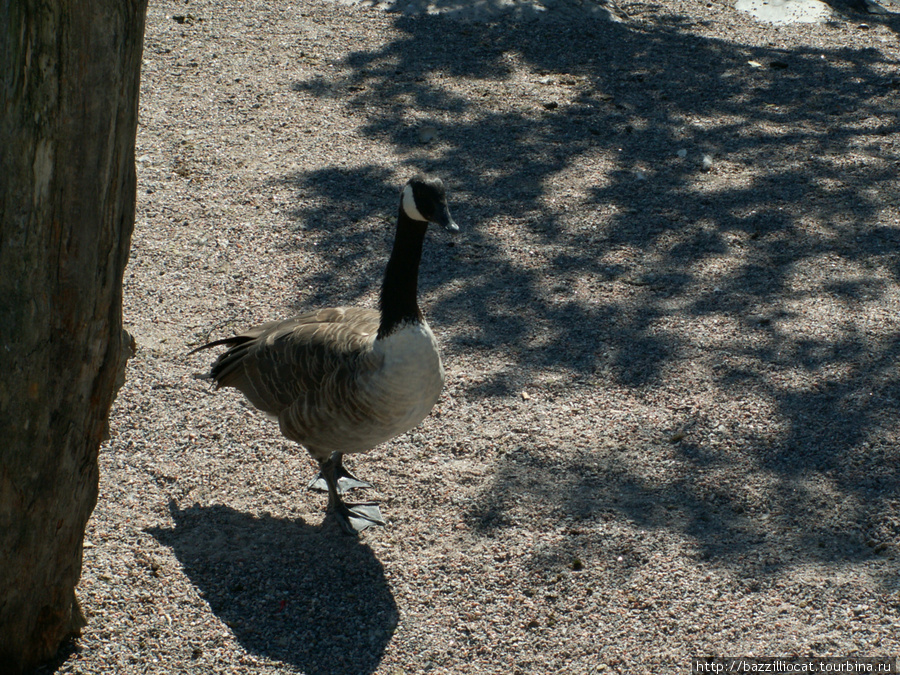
[0,1,147,671]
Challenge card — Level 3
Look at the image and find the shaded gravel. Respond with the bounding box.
[45,0,900,673]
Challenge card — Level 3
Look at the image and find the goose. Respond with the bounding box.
[190,175,458,534]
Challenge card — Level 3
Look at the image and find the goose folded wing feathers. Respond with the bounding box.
[206,308,382,414]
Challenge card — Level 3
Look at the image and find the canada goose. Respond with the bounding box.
[190,175,458,534]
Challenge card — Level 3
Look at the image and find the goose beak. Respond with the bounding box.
[433,204,459,233]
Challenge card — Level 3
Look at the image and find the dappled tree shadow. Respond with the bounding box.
[148,503,397,675]
[279,11,900,577]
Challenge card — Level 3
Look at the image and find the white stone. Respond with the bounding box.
[735,0,831,25]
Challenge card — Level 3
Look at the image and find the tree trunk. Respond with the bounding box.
[0,1,147,671]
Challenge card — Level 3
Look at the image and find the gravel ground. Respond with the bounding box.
[44,0,900,673]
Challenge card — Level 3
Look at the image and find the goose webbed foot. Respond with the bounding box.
[329,500,385,535]
[317,453,384,535]
[308,453,373,495]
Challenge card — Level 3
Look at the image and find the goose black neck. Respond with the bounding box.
[378,207,427,339]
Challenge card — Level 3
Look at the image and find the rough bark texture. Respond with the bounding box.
[0,1,147,672]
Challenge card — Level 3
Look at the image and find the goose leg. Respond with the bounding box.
[307,452,373,494]
[319,454,385,535]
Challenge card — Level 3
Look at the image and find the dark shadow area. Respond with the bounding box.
[34,638,81,675]
[279,10,900,576]
[147,503,397,675]
[466,436,900,577]
[823,0,900,21]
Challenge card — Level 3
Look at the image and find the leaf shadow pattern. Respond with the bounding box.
[280,11,900,576]
[147,503,397,675]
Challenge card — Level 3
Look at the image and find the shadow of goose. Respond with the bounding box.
[147,502,397,675]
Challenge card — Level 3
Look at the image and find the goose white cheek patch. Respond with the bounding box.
[402,184,427,222]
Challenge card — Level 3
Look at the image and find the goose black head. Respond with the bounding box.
[401,175,459,233]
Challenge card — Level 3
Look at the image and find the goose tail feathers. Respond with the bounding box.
[188,334,251,356]
[188,334,255,383]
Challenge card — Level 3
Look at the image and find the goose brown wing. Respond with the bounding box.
[198,307,381,414]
